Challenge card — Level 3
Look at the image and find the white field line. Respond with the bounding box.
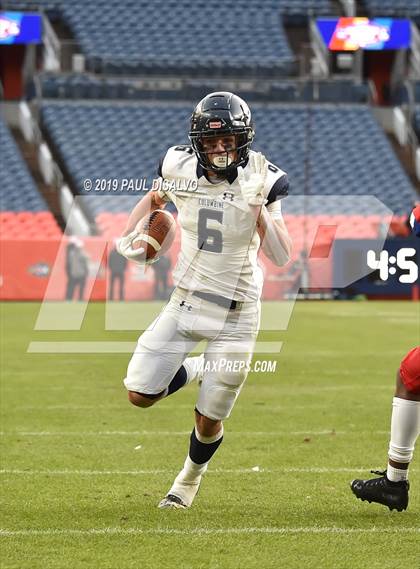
[14,404,138,411]
[1,467,418,475]
[13,404,332,411]
[14,402,388,411]
[0,527,418,537]
[1,385,394,395]
[0,430,392,436]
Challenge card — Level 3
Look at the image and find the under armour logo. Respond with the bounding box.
[179,300,193,311]
[223,192,234,202]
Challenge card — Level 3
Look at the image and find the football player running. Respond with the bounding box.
[118,92,292,509]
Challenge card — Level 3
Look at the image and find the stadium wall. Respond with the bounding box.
[0,237,327,301]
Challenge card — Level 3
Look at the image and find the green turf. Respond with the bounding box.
[1,301,419,569]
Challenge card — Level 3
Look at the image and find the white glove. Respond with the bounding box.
[115,231,158,265]
[237,152,268,206]
[116,230,140,259]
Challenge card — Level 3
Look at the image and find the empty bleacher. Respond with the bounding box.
[391,80,420,140]
[414,106,420,139]
[0,211,62,239]
[410,81,420,140]
[0,118,62,238]
[36,74,371,104]
[39,101,417,220]
[362,0,420,23]
[0,117,47,212]
[10,0,335,77]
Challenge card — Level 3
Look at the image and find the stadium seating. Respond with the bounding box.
[363,0,420,23]
[0,211,62,239]
[11,0,334,77]
[390,80,420,107]
[413,105,420,140]
[397,80,420,140]
[36,74,370,104]
[0,118,48,212]
[0,118,62,238]
[40,102,417,218]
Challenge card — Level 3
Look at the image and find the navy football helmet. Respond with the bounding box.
[189,92,254,173]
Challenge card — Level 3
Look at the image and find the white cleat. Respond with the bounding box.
[158,494,189,509]
[183,354,204,386]
[157,477,201,510]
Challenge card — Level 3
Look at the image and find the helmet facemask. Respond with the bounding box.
[189,92,255,175]
[190,129,253,173]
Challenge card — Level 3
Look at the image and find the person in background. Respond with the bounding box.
[108,243,128,301]
[65,237,89,301]
[151,254,171,300]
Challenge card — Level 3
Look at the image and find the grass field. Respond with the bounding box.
[1,301,419,569]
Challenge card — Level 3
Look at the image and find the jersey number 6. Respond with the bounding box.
[198,209,223,253]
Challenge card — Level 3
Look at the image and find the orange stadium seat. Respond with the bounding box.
[0,212,63,240]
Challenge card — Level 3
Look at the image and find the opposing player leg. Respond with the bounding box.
[351,348,420,511]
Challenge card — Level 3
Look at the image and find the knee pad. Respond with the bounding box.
[196,357,251,421]
[197,384,239,421]
[217,356,250,386]
[196,370,248,421]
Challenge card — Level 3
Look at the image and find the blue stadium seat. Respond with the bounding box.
[413,106,420,140]
[0,118,48,212]
[364,0,420,23]
[413,82,420,103]
[13,0,336,78]
[40,101,417,217]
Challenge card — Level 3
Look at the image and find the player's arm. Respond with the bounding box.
[117,190,167,262]
[254,207,292,266]
[121,191,166,237]
[238,153,291,266]
[122,151,172,237]
[116,191,167,262]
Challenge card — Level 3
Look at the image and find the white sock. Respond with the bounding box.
[176,456,208,484]
[387,397,420,482]
[183,355,204,384]
[387,464,408,483]
[177,426,224,484]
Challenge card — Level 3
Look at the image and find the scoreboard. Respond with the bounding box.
[333,238,419,297]
[0,11,42,44]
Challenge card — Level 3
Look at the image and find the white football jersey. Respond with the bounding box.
[158,146,289,301]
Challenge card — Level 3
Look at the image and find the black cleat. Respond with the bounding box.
[351,470,409,512]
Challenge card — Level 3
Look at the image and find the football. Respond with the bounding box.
[131,209,176,262]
